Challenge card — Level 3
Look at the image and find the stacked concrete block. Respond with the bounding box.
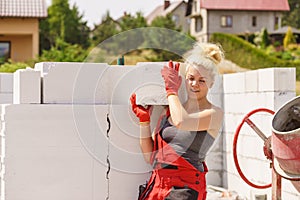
[135,62,187,105]
[13,69,41,104]
[108,105,152,200]
[1,104,108,200]
[96,65,136,105]
[35,62,109,104]
[222,68,297,199]
[0,73,13,104]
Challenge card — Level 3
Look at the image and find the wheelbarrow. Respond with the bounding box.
[233,96,300,199]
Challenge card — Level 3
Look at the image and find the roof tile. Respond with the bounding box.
[0,0,47,18]
[201,0,290,11]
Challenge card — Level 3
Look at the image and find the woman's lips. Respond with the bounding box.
[190,89,200,93]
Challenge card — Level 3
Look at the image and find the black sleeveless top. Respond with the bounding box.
[160,117,215,172]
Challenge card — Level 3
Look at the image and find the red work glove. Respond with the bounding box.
[161,60,182,97]
[130,93,151,124]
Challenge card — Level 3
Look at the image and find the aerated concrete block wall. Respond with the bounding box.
[0,62,299,200]
[0,73,13,104]
[222,68,298,199]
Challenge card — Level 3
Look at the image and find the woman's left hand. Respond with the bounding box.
[161,60,182,96]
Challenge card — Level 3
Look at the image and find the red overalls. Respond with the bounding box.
[138,113,208,200]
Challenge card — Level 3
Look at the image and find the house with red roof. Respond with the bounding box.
[186,0,290,42]
[146,0,190,33]
[0,0,47,63]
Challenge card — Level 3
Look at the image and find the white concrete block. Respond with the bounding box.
[13,69,41,104]
[92,160,108,200]
[208,75,224,108]
[223,113,245,134]
[35,62,109,104]
[2,104,109,199]
[223,133,234,155]
[237,134,267,160]
[4,148,103,200]
[223,72,245,94]
[206,171,222,186]
[108,104,153,200]
[206,151,223,171]
[274,91,296,111]
[258,68,296,92]
[97,65,137,105]
[224,93,249,114]
[0,93,12,104]
[244,70,258,92]
[109,105,152,174]
[0,73,13,93]
[226,171,252,197]
[236,156,271,185]
[109,169,151,200]
[135,62,187,106]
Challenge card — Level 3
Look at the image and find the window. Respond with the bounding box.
[195,16,203,32]
[252,16,257,27]
[0,42,10,64]
[274,16,279,29]
[193,0,197,13]
[172,15,179,25]
[221,15,232,27]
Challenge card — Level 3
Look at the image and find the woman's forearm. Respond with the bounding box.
[167,94,188,126]
[139,124,153,163]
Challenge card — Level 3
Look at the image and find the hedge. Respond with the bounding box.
[210,33,300,80]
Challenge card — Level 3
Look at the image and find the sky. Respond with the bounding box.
[45,0,166,28]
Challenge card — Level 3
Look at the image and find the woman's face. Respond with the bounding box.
[185,65,212,100]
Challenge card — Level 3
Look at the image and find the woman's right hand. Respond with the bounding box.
[130,93,151,125]
[161,60,182,97]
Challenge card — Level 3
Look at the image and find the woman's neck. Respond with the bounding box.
[184,97,211,112]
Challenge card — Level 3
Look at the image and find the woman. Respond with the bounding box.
[130,42,224,200]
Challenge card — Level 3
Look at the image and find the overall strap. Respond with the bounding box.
[150,108,170,165]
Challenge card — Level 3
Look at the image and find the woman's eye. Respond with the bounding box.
[200,79,206,83]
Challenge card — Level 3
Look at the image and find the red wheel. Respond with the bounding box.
[233,108,274,189]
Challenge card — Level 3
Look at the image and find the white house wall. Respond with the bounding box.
[191,9,283,42]
[190,9,209,42]
[0,62,299,199]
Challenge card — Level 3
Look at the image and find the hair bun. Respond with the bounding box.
[203,44,224,65]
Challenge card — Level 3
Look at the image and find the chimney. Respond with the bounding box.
[164,0,171,10]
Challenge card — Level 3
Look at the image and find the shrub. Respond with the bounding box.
[210,33,300,79]
[38,38,88,62]
[283,26,296,49]
[0,60,31,73]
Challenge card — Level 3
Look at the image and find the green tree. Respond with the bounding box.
[114,12,148,53]
[91,11,119,46]
[261,28,270,49]
[282,0,300,29]
[39,0,90,51]
[119,12,147,31]
[283,26,296,49]
[143,14,194,61]
[39,38,88,62]
[150,13,180,31]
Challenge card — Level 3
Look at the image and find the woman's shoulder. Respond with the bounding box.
[207,104,223,138]
[210,104,224,116]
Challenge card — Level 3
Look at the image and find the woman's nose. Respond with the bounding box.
[191,80,198,86]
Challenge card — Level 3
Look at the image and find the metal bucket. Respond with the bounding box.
[272,96,300,192]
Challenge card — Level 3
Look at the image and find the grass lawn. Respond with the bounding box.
[296,81,300,96]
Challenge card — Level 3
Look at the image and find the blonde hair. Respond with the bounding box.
[183,42,225,83]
